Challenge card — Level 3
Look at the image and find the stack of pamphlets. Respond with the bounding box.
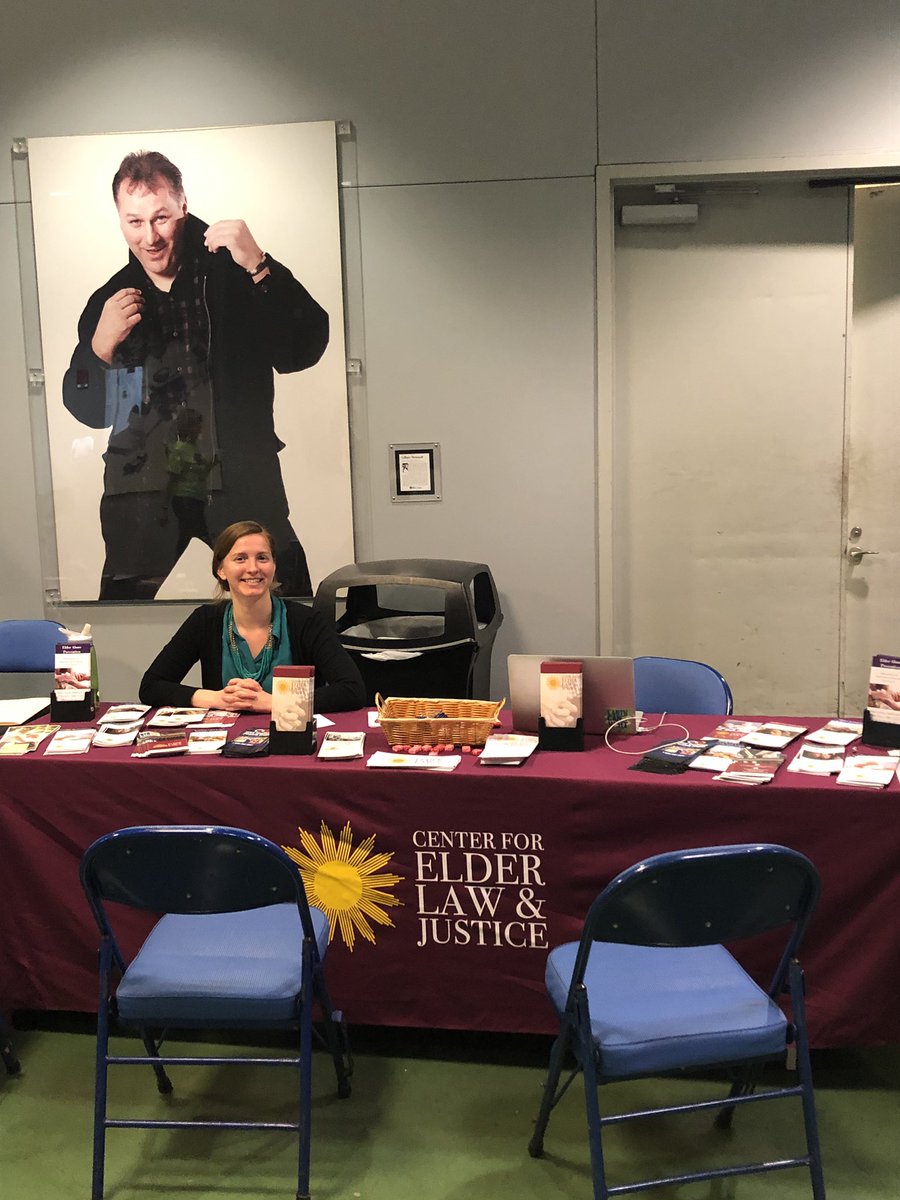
[704,719,763,743]
[44,727,95,755]
[147,707,207,727]
[317,731,366,760]
[93,703,148,748]
[187,727,229,755]
[222,728,270,758]
[367,751,461,771]
[200,710,239,726]
[690,742,752,772]
[836,755,897,788]
[632,738,710,774]
[714,748,785,785]
[740,723,807,749]
[132,729,190,757]
[0,724,60,755]
[805,719,863,748]
[479,733,539,766]
[94,724,142,748]
[101,704,150,724]
[787,743,846,775]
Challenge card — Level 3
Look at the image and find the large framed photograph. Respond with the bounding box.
[27,122,354,602]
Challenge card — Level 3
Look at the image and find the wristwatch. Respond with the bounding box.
[247,253,269,279]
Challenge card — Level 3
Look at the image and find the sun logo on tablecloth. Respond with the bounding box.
[283,821,404,950]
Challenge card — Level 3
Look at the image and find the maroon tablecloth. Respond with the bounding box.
[1,710,897,1047]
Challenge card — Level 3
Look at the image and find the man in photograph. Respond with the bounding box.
[62,149,329,600]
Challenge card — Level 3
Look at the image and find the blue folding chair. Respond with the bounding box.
[80,825,352,1200]
[529,843,825,1199]
[0,1010,21,1076]
[633,654,733,714]
[0,619,64,673]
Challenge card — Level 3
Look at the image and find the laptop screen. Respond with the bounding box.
[507,654,635,735]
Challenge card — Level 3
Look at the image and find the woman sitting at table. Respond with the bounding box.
[140,520,366,713]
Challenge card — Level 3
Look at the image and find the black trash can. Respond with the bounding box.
[313,559,503,704]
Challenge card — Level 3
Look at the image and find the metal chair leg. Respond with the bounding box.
[0,1011,20,1076]
[529,1026,572,1157]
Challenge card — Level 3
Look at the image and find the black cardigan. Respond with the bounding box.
[139,601,365,712]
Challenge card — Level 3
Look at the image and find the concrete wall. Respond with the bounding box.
[0,0,896,700]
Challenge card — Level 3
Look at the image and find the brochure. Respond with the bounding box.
[53,640,93,698]
[689,742,750,772]
[836,755,897,788]
[147,707,207,727]
[187,727,229,755]
[0,741,32,756]
[99,703,150,725]
[703,719,762,743]
[740,722,807,749]
[200,709,240,726]
[479,733,539,766]
[631,738,710,775]
[714,748,785,785]
[866,654,900,726]
[272,666,314,732]
[44,728,95,755]
[93,723,142,748]
[132,729,191,757]
[804,719,863,748]
[787,743,845,775]
[0,723,60,751]
[317,730,366,760]
[222,728,270,758]
[367,751,461,771]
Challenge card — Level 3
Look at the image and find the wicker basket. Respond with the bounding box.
[375,694,505,748]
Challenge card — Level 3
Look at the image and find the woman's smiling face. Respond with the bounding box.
[216,534,276,598]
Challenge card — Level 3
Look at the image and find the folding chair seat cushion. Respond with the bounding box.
[116,902,330,1025]
[545,940,788,1078]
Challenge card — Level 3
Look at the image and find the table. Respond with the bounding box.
[1,711,898,1048]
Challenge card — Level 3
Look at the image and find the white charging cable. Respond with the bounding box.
[604,711,691,755]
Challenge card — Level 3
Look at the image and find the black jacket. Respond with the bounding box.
[62,213,329,525]
[139,601,366,713]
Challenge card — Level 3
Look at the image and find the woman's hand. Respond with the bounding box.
[220,677,273,713]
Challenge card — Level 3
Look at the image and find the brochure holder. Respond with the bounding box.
[538,716,584,752]
[52,637,96,723]
[268,721,316,756]
[861,709,900,749]
[537,659,584,752]
[50,691,95,724]
[269,665,316,755]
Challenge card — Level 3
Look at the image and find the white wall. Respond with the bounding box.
[597,0,900,165]
[0,0,895,701]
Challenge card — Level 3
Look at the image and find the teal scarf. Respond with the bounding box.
[220,595,290,692]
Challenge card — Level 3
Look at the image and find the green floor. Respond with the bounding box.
[1,1017,897,1199]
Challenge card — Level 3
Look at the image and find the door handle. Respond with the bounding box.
[846,546,879,564]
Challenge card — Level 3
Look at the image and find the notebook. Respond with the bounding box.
[507,654,636,735]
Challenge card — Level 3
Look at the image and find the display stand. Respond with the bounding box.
[50,692,95,724]
[538,717,584,752]
[268,722,316,756]
[861,710,900,749]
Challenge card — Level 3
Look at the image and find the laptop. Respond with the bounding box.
[506,654,636,735]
